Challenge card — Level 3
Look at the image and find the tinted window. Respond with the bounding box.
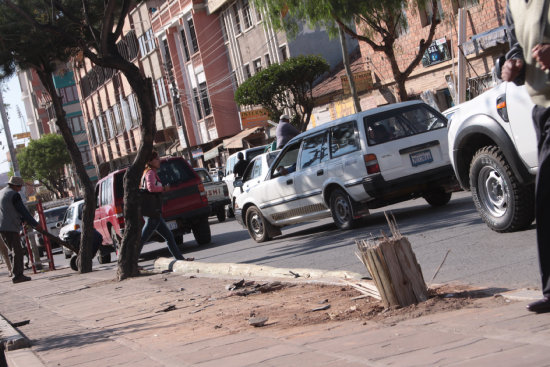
[45,207,67,222]
[158,159,195,185]
[114,174,123,201]
[273,142,300,176]
[245,147,265,161]
[364,105,446,146]
[300,133,329,169]
[330,121,359,158]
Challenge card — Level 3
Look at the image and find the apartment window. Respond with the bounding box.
[105,110,115,138]
[265,54,271,67]
[420,0,443,27]
[88,120,98,145]
[243,64,252,79]
[113,104,124,133]
[199,82,211,116]
[79,145,92,166]
[187,18,199,53]
[221,16,229,42]
[180,30,191,61]
[68,115,84,132]
[279,45,288,61]
[253,58,262,73]
[242,0,252,29]
[128,94,140,126]
[232,4,242,34]
[58,85,79,104]
[155,78,168,107]
[138,29,155,57]
[193,88,203,120]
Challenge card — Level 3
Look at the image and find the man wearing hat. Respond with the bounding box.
[0,176,39,283]
[276,114,300,149]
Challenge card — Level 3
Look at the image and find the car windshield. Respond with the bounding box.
[45,207,68,222]
[158,159,195,186]
[364,105,446,146]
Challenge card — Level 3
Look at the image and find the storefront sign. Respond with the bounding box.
[192,147,203,158]
[240,109,269,129]
[341,70,374,95]
[422,37,451,67]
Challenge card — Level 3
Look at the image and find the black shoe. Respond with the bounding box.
[527,297,550,313]
[12,275,31,284]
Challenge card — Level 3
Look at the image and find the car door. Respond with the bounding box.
[253,141,301,224]
[93,180,109,240]
[293,131,330,214]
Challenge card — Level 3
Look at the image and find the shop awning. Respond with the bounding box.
[462,26,508,56]
[203,143,224,161]
[223,127,264,149]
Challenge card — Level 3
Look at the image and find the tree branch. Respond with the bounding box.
[334,17,385,52]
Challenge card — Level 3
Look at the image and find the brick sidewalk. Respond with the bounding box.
[1,263,549,366]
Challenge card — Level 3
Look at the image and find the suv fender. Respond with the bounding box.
[453,114,533,189]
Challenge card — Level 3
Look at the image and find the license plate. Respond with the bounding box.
[409,149,433,166]
[167,221,178,230]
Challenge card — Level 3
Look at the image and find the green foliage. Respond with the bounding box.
[18,134,71,197]
[235,55,329,131]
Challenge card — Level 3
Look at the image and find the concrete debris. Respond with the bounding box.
[248,316,268,327]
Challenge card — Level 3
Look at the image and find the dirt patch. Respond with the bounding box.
[143,275,511,335]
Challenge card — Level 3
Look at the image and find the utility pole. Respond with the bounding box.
[0,88,20,176]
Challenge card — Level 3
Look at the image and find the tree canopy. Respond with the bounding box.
[18,134,71,198]
[253,0,439,101]
[235,55,329,132]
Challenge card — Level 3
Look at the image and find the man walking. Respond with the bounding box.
[275,114,299,149]
[0,176,39,283]
[503,0,550,312]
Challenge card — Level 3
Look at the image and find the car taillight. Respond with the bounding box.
[115,203,124,218]
[73,224,80,230]
[364,154,380,174]
[198,183,208,204]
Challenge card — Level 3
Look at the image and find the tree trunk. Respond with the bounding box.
[36,68,96,273]
[339,26,361,113]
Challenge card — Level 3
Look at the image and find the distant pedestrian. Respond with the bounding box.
[233,152,249,178]
[0,176,39,283]
[503,0,550,313]
[275,114,299,149]
[139,151,194,262]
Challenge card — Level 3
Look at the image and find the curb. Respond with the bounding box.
[4,349,44,367]
[0,314,29,351]
[154,257,364,282]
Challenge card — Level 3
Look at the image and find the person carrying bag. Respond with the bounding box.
[139,151,193,262]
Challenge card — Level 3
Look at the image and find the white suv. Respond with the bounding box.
[235,101,458,242]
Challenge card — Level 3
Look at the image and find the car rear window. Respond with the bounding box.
[45,207,67,222]
[158,159,195,186]
[364,105,447,146]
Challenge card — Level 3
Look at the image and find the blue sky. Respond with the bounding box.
[1,74,29,174]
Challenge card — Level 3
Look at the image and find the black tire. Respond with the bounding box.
[226,203,235,218]
[216,208,226,223]
[469,146,535,232]
[70,256,78,271]
[110,227,120,254]
[245,206,272,243]
[330,188,359,230]
[192,217,211,245]
[423,188,452,207]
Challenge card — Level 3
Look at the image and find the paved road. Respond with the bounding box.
[47,190,540,292]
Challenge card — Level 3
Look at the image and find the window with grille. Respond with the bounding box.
[138,29,156,57]
[199,82,211,116]
[180,29,191,61]
[242,0,252,29]
[187,18,199,53]
[244,64,251,79]
[253,58,262,73]
[233,4,242,34]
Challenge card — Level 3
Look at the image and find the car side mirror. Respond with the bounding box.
[495,55,505,80]
[234,179,243,188]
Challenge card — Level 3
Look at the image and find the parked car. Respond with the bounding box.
[194,168,231,222]
[224,146,267,199]
[59,200,84,259]
[232,150,280,207]
[447,81,537,232]
[235,101,458,242]
[34,205,69,255]
[94,156,211,251]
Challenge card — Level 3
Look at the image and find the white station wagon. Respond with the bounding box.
[234,101,459,242]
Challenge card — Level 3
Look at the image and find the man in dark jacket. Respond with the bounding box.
[0,176,39,283]
[275,114,299,149]
[233,152,249,178]
[503,0,550,312]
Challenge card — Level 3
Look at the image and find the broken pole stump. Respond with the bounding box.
[356,213,428,308]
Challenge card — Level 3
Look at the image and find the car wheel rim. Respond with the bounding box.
[334,194,351,224]
[478,166,508,218]
[249,212,264,238]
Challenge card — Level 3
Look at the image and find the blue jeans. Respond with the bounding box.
[140,216,184,260]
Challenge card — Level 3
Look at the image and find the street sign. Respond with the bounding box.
[13,132,30,139]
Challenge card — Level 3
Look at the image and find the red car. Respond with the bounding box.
[94,157,211,251]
